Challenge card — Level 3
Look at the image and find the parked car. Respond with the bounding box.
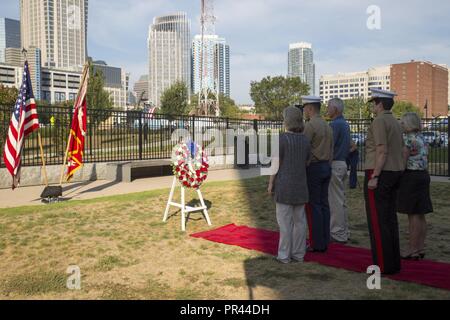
[422,131,443,147]
[439,133,448,147]
[133,118,171,130]
[426,118,448,131]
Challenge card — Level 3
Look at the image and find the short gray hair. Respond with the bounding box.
[328,98,344,113]
[401,112,422,133]
[283,106,304,132]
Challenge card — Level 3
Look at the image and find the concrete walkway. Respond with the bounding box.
[1,169,448,209]
[0,168,262,209]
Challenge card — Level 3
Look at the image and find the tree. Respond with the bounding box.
[0,86,19,141]
[219,95,241,118]
[189,93,241,118]
[0,85,19,145]
[86,63,113,123]
[0,85,18,106]
[250,76,309,120]
[342,97,371,119]
[392,101,423,118]
[160,81,191,117]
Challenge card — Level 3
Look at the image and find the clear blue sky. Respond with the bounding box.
[2,0,449,104]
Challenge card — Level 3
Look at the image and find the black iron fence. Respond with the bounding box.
[0,105,449,177]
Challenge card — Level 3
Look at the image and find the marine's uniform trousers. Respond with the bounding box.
[364,170,402,274]
[304,115,334,251]
[364,110,405,274]
[306,161,332,250]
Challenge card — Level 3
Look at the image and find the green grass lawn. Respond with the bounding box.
[0,177,450,300]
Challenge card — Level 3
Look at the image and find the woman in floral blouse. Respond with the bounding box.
[397,112,433,260]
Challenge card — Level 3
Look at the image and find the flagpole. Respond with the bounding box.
[37,132,49,186]
[59,62,89,185]
[59,133,72,185]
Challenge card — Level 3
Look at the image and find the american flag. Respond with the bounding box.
[2,61,39,189]
[148,106,157,119]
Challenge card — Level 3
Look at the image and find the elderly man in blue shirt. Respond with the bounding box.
[327,98,351,244]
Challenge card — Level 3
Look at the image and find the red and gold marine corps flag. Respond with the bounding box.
[65,65,89,181]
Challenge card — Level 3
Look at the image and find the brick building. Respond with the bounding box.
[390,61,449,117]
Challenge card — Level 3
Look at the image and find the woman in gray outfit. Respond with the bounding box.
[268,106,311,263]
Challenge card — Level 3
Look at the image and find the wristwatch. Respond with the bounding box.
[371,175,379,180]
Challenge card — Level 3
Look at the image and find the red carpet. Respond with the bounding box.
[191,224,450,292]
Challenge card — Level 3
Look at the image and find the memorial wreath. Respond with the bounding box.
[172,141,209,189]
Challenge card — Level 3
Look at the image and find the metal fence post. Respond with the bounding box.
[192,115,196,142]
[448,116,450,178]
[138,111,143,160]
[254,119,259,166]
[89,111,93,157]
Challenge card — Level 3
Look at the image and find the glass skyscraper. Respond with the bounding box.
[0,18,21,64]
[192,35,230,98]
[288,42,315,95]
[20,0,88,70]
[148,12,191,108]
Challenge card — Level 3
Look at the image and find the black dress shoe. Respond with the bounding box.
[330,238,348,245]
[307,247,327,253]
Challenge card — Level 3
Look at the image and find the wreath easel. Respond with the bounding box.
[163,141,212,231]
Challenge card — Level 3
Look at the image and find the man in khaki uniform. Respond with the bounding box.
[364,88,405,274]
[302,96,334,252]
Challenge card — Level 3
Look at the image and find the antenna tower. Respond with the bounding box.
[197,0,220,116]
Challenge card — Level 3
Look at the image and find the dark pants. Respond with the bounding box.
[364,170,402,274]
[306,161,332,251]
[346,150,359,189]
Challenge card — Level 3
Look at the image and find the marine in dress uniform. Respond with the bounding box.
[302,96,334,252]
[364,88,405,274]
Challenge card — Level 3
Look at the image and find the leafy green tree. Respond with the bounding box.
[250,76,309,120]
[341,97,371,119]
[86,63,113,123]
[0,85,18,106]
[219,95,241,118]
[0,85,19,145]
[190,93,241,118]
[160,81,191,117]
[392,101,423,118]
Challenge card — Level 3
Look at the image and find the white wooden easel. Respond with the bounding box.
[163,176,212,231]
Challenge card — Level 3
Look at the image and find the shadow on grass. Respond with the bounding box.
[165,198,213,228]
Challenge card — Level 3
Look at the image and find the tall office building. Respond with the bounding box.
[391,61,448,117]
[20,0,88,70]
[148,12,191,108]
[133,75,149,103]
[192,35,230,98]
[288,42,315,95]
[0,18,21,63]
[26,46,42,101]
[5,47,22,66]
[92,60,128,109]
[320,66,390,103]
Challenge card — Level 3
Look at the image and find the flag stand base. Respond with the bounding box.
[163,176,212,232]
[40,185,63,203]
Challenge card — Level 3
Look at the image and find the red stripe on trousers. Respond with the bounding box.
[306,203,314,248]
[367,171,385,272]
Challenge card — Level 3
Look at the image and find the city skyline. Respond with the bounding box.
[19,0,88,70]
[2,0,450,104]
